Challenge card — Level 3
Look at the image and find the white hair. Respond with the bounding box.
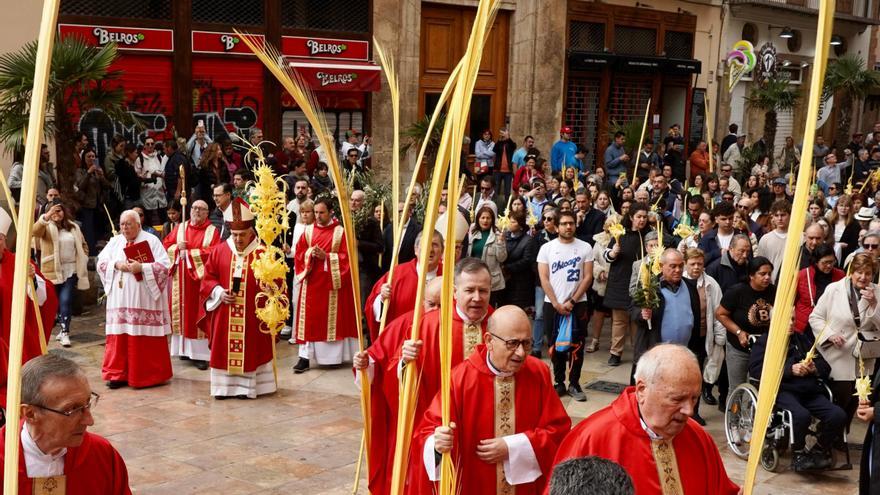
[120,210,141,226]
[634,344,698,384]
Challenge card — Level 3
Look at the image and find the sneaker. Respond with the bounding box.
[568,384,587,402]
[607,354,621,366]
[554,383,567,397]
[59,332,71,348]
[288,337,297,345]
[54,331,62,342]
[293,358,310,374]
[585,338,599,353]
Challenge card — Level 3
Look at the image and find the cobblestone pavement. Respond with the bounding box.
[50,309,860,494]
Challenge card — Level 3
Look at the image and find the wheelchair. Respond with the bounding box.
[723,378,848,472]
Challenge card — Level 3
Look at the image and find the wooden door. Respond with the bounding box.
[419,3,510,154]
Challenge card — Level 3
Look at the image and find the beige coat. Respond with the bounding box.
[466,228,507,291]
[32,217,90,290]
[810,278,880,381]
[685,272,726,383]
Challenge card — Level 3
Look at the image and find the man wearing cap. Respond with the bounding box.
[199,198,277,399]
[163,199,221,370]
[0,207,58,409]
[551,127,578,174]
[770,177,793,203]
[293,197,359,373]
[97,209,173,389]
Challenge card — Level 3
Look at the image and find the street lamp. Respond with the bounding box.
[830,35,843,46]
[769,25,794,39]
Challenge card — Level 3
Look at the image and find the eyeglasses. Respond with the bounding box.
[489,332,533,352]
[737,205,750,210]
[865,244,880,250]
[828,187,837,191]
[543,216,556,221]
[191,206,208,211]
[32,392,99,417]
[481,186,492,192]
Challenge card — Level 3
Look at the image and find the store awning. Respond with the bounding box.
[288,58,381,92]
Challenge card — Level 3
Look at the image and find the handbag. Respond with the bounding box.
[555,314,573,353]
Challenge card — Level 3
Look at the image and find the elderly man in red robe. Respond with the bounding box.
[97,209,172,389]
[200,198,276,400]
[364,230,443,342]
[163,199,220,370]
[413,305,571,495]
[0,207,58,409]
[552,344,740,495]
[354,277,444,495]
[0,354,131,494]
[292,197,358,373]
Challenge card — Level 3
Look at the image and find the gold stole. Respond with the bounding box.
[227,250,249,375]
[295,225,314,341]
[326,225,344,341]
[170,224,216,337]
[650,439,684,495]
[463,322,481,357]
[32,475,65,495]
[494,375,515,495]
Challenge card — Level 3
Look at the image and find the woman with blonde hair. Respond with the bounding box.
[32,201,90,347]
[286,199,315,343]
[828,194,860,264]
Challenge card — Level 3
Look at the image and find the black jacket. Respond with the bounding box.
[357,217,385,279]
[748,331,831,396]
[493,139,518,170]
[163,151,189,203]
[698,228,748,267]
[861,366,880,494]
[382,220,422,273]
[706,252,749,292]
[629,277,702,352]
[501,231,537,307]
[603,227,651,309]
[575,207,606,246]
[115,158,141,202]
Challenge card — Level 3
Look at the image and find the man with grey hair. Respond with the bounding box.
[0,354,131,492]
[552,344,739,494]
[97,209,173,389]
[549,456,634,495]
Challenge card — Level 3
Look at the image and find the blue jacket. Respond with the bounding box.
[550,140,578,173]
[604,143,627,183]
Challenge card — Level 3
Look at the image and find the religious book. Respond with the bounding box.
[124,240,154,282]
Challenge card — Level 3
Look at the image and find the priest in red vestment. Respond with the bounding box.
[551,344,740,495]
[364,230,443,342]
[353,277,444,495]
[163,199,220,369]
[412,306,571,495]
[0,208,58,408]
[97,210,173,389]
[0,354,131,494]
[199,198,276,399]
[292,197,358,373]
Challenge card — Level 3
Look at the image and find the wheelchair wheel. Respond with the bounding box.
[761,444,780,472]
[725,383,759,459]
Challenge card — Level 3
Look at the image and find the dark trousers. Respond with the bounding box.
[544,301,588,387]
[493,171,513,200]
[829,380,858,436]
[776,389,847,450]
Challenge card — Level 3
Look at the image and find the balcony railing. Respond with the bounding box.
[729,0,875,20]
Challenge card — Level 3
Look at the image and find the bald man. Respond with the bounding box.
[800,223,826,270]
[162,199,222,369]
[553,344,739,494]
[353,277,443,495]
[412,306,571,494]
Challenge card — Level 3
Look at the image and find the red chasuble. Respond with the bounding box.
[0,251,58,407]
[552,387,740,495]
[293,220,357,343]
[411,345,571,495]
[0,427,131,495]
[363,259,442,342]
[198,239,275,374]
[163,220,220,340]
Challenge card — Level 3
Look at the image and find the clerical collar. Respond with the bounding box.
[639,416,664,440]
[456,305,486,325]
[486,352,513,377]
[22,423,66,477]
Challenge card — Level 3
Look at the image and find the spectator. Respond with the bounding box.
[162,139,188,207]
[848,132,866,156]
[493,127,517,199]
[603,132,630,186]
[800,222,828,270]
[340,129,370,163]
[775,136,801,176]
[794,243,844,334]
[810,252,880,441]
[466,205,507,305]
[74,147,110,255]
[382,202,422,273]
[817,153,850,195]
[310,162,334,196]
[853,149,872,185]
[683,247,725,408]
[689,141,710,179]
[527,178,550,221]
[32,202,90,347]
[162,201,181,240]
[474,129,495,177]
[756,199,792,281]
[844,231,880,275]
[698,201,739,266]
[287,178,309,217]
[549,456,634,495]
[512,134,539,168]
[719,163,742,196]
[474,175,501,215]
[715,256,776,387]
[500,210,537,309]
[531,206,559,356]
[814,135,830,170]
[586,215,618,353]
[829,194,860,264]
[663,125,686,181]
[724,135,746,177]
[551,126,578,174]
[195,143,231,210]
[720,123,739,157]
[679,211,714,253]
[513,154,543,192]
[132,206,160,238]
[116,143,142,210]
[595,191,616,218]
[209,183,233,240]
[221,138,244,174]
[186,122,212,164]
[574,188,606,245]
[232,169,252,201]
[636,140,660,183]
[603,202,651,366]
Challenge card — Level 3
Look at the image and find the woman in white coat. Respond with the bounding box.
[810,252,880,433]
[683,247,726,407]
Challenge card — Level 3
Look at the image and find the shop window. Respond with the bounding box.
[468,95,492,154]
[614,26,656,56]
[664,31,693,59]
[569,22,605,52]
[565,78,601,168]
[741,23,757,44]
[609,79,652,127]
[60,0,171,19]
[193,0,264,26]
[282,0,370,33]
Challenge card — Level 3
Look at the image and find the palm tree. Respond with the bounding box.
[824,54,880,152]
[401,113,447,180]
[745,76,800,158]
[0,36,131,196]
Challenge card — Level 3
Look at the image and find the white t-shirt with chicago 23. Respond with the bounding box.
[537,238,594,304]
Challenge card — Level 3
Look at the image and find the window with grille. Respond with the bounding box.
[614,26,656,56]
[282,0,370,33]
[609,80,652,126]
[569,22,605,52]
[60,0,171,19]
[193,0,264,26]
[664,31,693,59]
[565,78,601,167]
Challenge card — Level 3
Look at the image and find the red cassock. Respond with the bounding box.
[0,251,58,408]
[552,387,740,495]
[363,259,443,342]
[198,240,275,374]
[162,220,220,340]
[293,220,357,343]
[0,427,131,494]
[411,345,571,495]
